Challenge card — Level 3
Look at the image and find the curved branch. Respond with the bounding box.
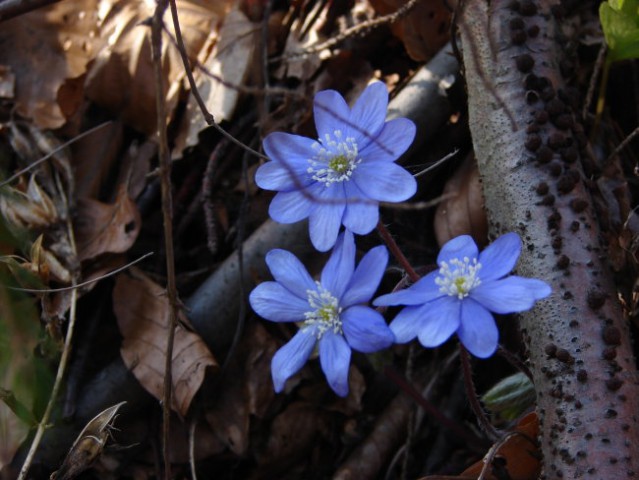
[459,0,639,477]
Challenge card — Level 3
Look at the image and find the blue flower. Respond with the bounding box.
[256,82,417,251]
[249,231,394,396]
[374,233,551,358]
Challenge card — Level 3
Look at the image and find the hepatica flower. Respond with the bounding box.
[256,82,417,251]
[374,233,551,358]
[249,231,394,396]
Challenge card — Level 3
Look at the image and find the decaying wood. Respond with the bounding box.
[459,0,639,477]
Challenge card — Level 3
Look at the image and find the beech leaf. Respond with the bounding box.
[0,0,100,128]
[74,184,141,262]
[434,154,488,248]
[114,269,217,416]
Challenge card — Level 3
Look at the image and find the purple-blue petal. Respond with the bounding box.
[341,245,388,307]
[259,132,316,190]
[437,235,479,265]
[471,276,551,314]
[249,282,309,322]
[341,305,394,353]
[359,117,416,162]
[374,270,442,307]
[269,190,314,224]
[321,230,355,299]
[271,328,317,392]
[308,184,346,251]
[342,181,379,235]
[348,82,388,146]
[388,305,423,343]
[319,331,352,397]
[477,233,522,281]
[353,161,417,202]
[255,159,312,192]
[415,296,461,348]
[265,249,316,299]
[457,299,498,358]
[313,89,352,140]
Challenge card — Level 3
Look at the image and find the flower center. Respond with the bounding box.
[307,130,361,187]
[435,257,482,299]
[303,282,343,339]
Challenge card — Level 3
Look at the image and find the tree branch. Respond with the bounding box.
[459,0,639,477]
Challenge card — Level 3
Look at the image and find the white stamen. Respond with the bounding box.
[303,282,343,339]
[435,257,482,299]
[307,129,361,187]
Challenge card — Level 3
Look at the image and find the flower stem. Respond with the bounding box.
[497,345,533,381]
[384,367,487,450]
[459,344,502,441]
[376,220,420,283]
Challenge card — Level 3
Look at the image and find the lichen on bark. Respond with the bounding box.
[459,0,639,477]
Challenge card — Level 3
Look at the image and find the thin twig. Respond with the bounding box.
[400,343,417,480]
[18,214,80,479]
[280,0,420,60]
[221,148,252,371]
[497,345,533,381]
[379,192,457,211]
[477,430,538,480]
[17,288,78,480]
[413,150,459,178]
[592,57,612,142]
[167,0,267,161]
[0,0,63,22]
[459,344,502,440]
[384,366,486,450]
[376,220,420,283]
[0,122,112,188]
[604,124,639,167]
[582,42,607,120]
[8,252,154,293]
[150,3,180,479]
[188,419,198,480]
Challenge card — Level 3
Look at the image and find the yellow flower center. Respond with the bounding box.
[435,257,482,299]
[304,282,343,339]
[307,130,361,187]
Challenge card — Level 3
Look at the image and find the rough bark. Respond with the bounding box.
[460,0,639,478]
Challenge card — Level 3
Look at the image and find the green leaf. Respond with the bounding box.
[600,0,639,62]
[482,372,535,422]
[0,388,37,427]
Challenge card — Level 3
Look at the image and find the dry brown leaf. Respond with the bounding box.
[417,413,540,480]
[256,401,331,475]
[165,414,225,463]
[274,1,329,83]
[70,123,153,201]
[74,184,141,261]
[85,0,229,134]
[176,8,257,153]
[205,322,278,455]
[114,268,217,416]
[29,235,72,284]
[0,175,58,230]
[0,0,100,128]
[0,65,15,99]
[70,122,124,200]
[434,153,488,248]
[459,412,540,480]
[369,0,452,62]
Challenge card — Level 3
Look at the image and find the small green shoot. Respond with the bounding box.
[482,372,535,423]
